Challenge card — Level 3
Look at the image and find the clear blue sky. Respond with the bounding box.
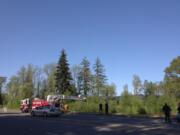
[0,0,180,95]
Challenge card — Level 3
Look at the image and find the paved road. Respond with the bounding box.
[0,113,180,135]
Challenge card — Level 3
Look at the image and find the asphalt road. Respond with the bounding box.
[0,113,180,135]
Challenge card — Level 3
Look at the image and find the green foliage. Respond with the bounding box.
[138,107,147,115]
[102,83,116,97]
[2,51,179,116]
[69,97,99,113]
[78,57,92,96]
[143,94,178,115]
[7,99,20,109]
[93,58,107,96]
[118,93,178,115]
[6,96,19,109]
[71,65,81,94]
[6,65,34,103]
[118,90,143,115]
[55,49,74,95]
[0,76,6,105]
[164,56,180,97]
[143,80,158,97]
[144,95,159,114]
[132,75,142,95]
[68,97,119,114]
[108,99,118,113]
[158,95,177,113]
[0,93,8,106]
[44,63,56,95]
[19,83,33,99]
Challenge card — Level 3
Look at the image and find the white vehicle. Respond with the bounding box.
[47,94,86,102]
[31,105,61,117]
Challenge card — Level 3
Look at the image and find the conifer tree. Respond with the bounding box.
[79,57,91,96]
[55,49,73,95]
[93,58,107,96]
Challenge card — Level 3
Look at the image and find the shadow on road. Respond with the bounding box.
[0,112,21,115]
[0,113,179,135]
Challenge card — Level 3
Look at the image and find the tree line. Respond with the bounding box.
[119,56,180,115]
[0,49,116,108]
[0,50,179,115]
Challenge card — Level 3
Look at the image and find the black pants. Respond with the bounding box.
[105,104,109,115]
[99,104,103,113]
[165,113,171,122]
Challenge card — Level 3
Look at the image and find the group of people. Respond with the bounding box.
[162,102,180,123]
[99,102,180,122]
[99,102,109,115]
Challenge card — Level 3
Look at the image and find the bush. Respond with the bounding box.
[68,96,119,114]
[157,95,177,114]
[68,96,99,113]
[118,93,143,115]
[144,95,159,115]
[6,100,20,109]
[138,107,147,115]
[144,95,178,115]
[109,100,117,113]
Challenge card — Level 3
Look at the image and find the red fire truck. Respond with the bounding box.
[20,98,30,113]
[20,98,49,113]
[31,99,49,110]
[20,95,86,113]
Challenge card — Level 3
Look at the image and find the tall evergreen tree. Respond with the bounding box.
[79,57,91,96]
[93,58,107,96]
[55,49,73,95]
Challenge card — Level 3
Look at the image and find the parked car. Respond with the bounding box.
[31,105,61,117]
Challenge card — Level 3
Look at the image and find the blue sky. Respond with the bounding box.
[0,0,180,95]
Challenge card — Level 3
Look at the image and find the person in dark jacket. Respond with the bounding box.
[176,103,180,122]
[99,103,103,114]
[177,103,180,114]
[162,103,171,123]
[105,102,109,115]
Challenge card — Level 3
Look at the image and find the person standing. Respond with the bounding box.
[162,103,171,123]
[99,103,103,114]
[177,103,180,114]
[105,102,109,115]
[176,103,180,122]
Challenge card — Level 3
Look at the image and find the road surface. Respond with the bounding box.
[0,113,180,135]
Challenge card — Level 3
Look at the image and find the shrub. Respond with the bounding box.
[138,107,147,115]
[157,95,177,114]
[6,100,20,109]
[118,93,143,115]
[144,95,159,115]
[144,95,178,115]
[68,96,99,113]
